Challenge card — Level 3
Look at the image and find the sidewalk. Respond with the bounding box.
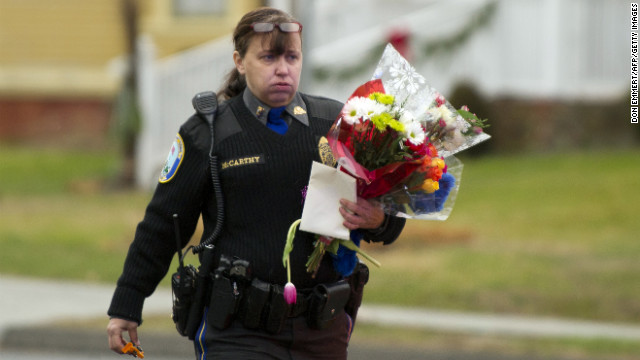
[2,274,640,356]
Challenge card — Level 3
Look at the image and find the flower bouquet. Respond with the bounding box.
[282,44,490,303]
[328,43,490,220]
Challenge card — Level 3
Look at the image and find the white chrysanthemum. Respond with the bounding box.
[428,105,456,126]
[403,120,426,145]
[342,97,386,124]
[399,110,415,124]
[341,99,362,125]
[366,102,389,120]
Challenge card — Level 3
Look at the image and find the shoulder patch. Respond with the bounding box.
[159,134,185,183]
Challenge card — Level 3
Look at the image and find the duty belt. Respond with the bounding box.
[210,277,350,334]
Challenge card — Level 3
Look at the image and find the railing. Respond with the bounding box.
[135,35,234,189]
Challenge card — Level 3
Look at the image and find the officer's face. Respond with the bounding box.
[233,32,302,107]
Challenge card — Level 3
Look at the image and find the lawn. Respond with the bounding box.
[1,144,639,359]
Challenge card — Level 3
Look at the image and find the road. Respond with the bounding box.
[2,275,639,359]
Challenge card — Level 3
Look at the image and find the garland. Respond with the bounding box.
[312,1,498,82]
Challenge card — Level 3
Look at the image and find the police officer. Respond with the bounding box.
[107,7,405,359]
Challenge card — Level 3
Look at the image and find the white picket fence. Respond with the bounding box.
[135,35,234,188]
[135,0,628,189]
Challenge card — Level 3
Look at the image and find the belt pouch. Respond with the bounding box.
[241,278,271,329]
[265,286,289,334]
[307,280,351,330]
[208,275,237,330]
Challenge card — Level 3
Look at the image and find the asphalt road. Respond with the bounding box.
[2,275,638,360]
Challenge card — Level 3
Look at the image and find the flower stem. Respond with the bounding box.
[338,240,381,268]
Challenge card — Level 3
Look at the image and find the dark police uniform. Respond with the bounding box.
[108,88,405,359]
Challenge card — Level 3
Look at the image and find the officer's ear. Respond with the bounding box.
[233,51,245,75]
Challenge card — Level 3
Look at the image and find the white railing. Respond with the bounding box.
[135,35,234,189]
[135,0,628,189]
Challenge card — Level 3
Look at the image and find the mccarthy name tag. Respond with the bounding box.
[221,155,265,170]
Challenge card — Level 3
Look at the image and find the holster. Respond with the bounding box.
[307,279,351,330]
[183,246,216,340]
[345,261,369,323]
[171,264,197,336]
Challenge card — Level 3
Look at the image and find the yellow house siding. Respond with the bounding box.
[0,0,264,97]
[0,0,125,66]
[142,0,263,57]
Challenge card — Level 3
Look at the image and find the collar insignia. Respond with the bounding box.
[293,106,307,115]
[256,106,265,117]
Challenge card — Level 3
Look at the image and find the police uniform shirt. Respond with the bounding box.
[242,88,309,128]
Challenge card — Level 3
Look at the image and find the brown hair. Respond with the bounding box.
[218,7,301,100]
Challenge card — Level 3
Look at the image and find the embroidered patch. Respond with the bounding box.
[221,155,265,170]
[159,134,185,183]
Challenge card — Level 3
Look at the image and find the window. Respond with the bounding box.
[173,0,226,16]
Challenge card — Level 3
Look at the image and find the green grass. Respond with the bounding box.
[2,144,640,358]
[362,149,640,323]
[1,145,120,195]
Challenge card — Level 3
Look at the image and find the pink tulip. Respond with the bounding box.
[284,282,297,304]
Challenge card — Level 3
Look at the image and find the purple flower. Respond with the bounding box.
[284,282,297,304]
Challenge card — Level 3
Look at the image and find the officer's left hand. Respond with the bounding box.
[339,197,385,230]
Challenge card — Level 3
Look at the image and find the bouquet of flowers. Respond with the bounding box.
[281,44,490,303]
[329,44,490,220]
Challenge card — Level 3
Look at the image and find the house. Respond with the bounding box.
[0,0,263,147]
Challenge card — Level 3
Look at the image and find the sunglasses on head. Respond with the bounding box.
[251,22,303,33]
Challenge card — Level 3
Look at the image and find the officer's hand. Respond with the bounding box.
[339,197,385,230]
[107,317,140,354]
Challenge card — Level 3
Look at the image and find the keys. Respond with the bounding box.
[121,342,144,358]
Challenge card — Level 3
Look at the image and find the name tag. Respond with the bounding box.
[221,155,265,170]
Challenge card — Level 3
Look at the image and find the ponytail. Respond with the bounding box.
[218,68,246,101]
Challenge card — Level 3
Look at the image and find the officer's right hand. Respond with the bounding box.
[107,317,140,354]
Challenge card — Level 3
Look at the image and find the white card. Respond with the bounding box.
[300,161,356,240]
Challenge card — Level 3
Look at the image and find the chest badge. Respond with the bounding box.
[317,136,336,166]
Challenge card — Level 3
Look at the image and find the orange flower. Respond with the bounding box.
[427,167,443,181]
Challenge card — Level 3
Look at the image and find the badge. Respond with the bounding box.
[159,134,185,183]
[293,106,306,115]
[317,136,336,166]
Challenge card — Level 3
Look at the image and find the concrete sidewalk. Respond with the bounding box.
[2,274,640,357]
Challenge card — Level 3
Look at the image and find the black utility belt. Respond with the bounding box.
[207,254,351,334]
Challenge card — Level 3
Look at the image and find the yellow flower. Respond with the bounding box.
[388,118,405,132]
[369,92,395,105]
[421,178,439,193]
[371,113,393,131]
[431,157,445,169]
